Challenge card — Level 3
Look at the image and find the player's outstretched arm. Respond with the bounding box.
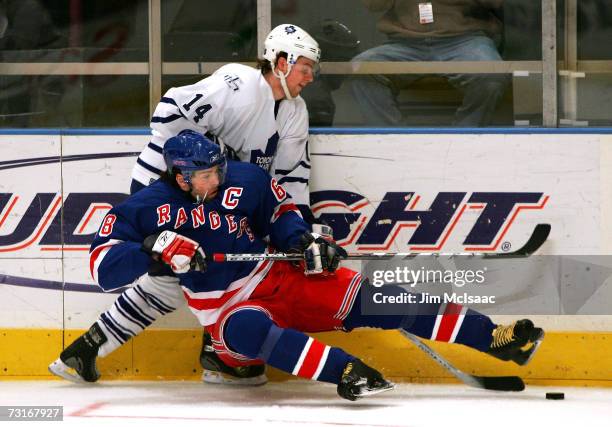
[89,211,153,291]
[89,206,177,291]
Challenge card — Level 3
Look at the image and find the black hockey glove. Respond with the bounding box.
[298,231,347,275]
[142,230,206,274]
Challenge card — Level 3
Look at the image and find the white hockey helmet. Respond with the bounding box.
[263,24,321,66]
[263,24,320,100]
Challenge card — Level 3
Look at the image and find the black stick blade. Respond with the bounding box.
[485,223,551,259]
[517,223,551,256]
[478,376,525,392]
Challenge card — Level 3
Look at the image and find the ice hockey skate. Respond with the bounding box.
[200,332,267,386]
[487,319,544,365]
[48,323,107,383]
[337,359,395,401]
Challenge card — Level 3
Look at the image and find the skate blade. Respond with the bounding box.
[354,381,396,399]
[48,358,87,384]
[202,369,268,386]
[519,334,545,365]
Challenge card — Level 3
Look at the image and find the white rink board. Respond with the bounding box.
[0,132,610,330]
[60,134,147,260]
[309,133,600,255]
[0,258,63,328]
[0,135,61,259]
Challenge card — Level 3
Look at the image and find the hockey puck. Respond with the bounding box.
[546,392,565,400]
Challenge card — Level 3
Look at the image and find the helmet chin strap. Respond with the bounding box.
[185,177,207,204]
[272,63,294,100]
[194,190,208,204]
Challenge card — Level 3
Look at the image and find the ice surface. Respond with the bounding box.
[0,380,610,426]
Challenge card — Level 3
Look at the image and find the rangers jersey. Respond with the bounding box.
[132,63,311,213]
[91,161,309,325]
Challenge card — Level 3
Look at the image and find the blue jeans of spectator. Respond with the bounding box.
[349,32,510,127]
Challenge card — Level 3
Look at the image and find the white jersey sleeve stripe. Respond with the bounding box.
[136,157,163,175]
[138,144,165,169]
[160,96,179,106]
[151,114,184,124]
[275,160,311,176]
[146,142,163,154]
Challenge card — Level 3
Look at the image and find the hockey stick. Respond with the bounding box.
[400,331,525,392]
[213,223,550,263]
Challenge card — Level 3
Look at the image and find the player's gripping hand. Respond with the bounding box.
[299,232,347,275]
[142,230,206,274]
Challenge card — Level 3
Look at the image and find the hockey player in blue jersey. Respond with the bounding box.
[50,131,545,400]
[71,23,324,386]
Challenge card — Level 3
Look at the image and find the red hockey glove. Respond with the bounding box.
[143,231,206,274]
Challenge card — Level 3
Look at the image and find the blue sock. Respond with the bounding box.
[224,308,355,384]
[344,287,494,351]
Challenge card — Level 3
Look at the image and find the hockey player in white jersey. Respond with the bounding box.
[50,24,321,386]
[132,24,319,222]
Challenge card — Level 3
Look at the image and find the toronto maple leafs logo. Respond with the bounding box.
[284,25,297,35]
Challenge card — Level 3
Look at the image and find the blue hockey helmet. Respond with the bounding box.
[163,130,227,185]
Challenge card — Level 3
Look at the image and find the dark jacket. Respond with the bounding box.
[364,0,503,39]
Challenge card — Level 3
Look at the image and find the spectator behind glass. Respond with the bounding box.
[349,0,509,127]
[0,0,59,50]
[301,19,360,126]
[0,0,61,127]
